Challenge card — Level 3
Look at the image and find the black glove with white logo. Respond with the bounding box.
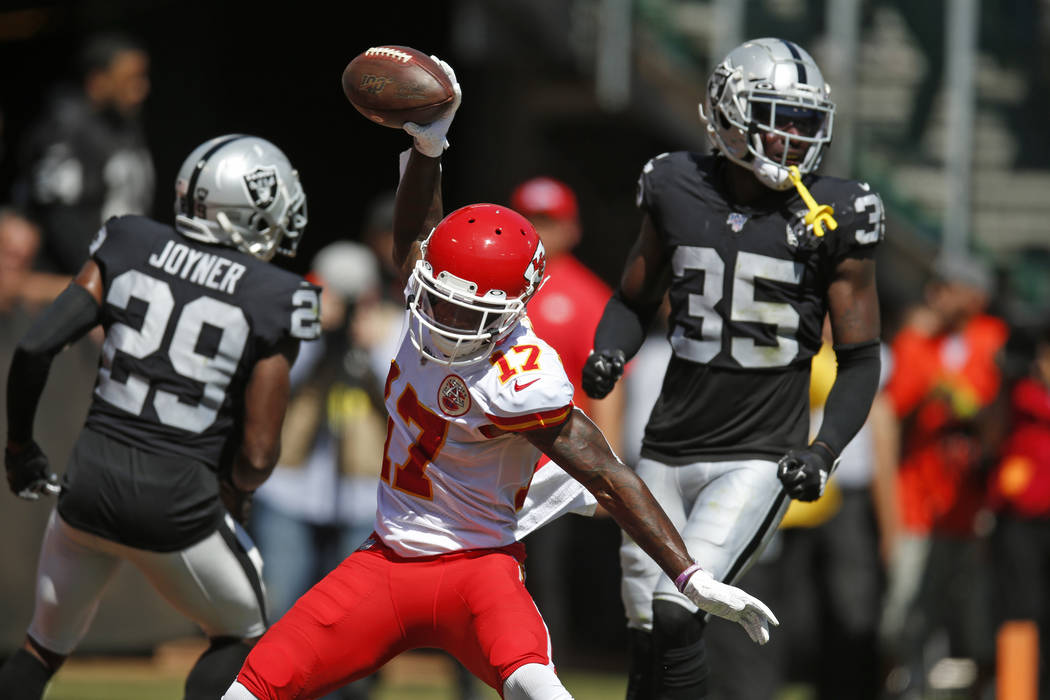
[5,440,61,501]
[776,443,836,502]
[582,349,626,399]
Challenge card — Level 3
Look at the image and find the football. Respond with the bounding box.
[342,46,455,128]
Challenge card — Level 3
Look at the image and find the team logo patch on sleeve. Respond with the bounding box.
[437,374,471,417]
[243,166,278,208]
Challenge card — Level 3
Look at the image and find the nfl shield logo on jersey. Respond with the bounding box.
[726,212,748,233]
[244,167,278,209]
[437,374,471,417]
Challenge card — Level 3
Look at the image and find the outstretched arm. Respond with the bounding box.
[392,148,443,285]
[391,56,461,286]
[524,408,778,643]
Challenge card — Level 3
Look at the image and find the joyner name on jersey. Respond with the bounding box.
[148,239,247,294]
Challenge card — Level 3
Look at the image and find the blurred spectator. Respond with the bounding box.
[355,190,405,379]
[508,175,624,656]
[359,190,402,304]
[11,32,154,274]
[987,323,1050,697]
[250,241,388,700]
[510,176,625,451]
[879,253,1007,700]
[0,209,72,313]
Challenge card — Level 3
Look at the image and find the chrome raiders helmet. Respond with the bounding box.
[698,38,835,190]
[174,134,307,261]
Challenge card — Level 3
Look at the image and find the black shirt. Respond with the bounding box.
[57,215,321,550]
[637,153,883,462]
[13,89,155,273]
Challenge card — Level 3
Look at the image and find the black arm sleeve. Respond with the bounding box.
[813,339,882,456]
[592,290,658,362]
[7,283,100,443]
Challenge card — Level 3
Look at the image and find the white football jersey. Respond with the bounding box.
[376,314,577,557]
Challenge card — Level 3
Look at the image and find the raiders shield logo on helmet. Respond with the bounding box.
[243,166,278,209]
[437,374,471,417]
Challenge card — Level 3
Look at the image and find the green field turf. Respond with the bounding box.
[44,673,817,700]
[43,668,617,700]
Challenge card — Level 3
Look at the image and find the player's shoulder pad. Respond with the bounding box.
[236,262,322,344]
[636,151,712,210]
[90,215,165,259]
[90,215,175,277]
[636,151,674,208]
[469,327,574,431]
[810,175,885,249]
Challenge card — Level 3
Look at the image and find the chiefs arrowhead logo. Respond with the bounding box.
[524,242,547,289]
[437,374,471,417]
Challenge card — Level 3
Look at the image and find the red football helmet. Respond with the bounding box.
[409,203,546,364]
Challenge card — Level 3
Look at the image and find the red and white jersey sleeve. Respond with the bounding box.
[375,319,575,557]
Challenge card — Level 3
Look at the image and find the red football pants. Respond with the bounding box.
[236,538,553,699]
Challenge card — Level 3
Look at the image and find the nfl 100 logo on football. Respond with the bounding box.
[437,374,471,417]
[243,166,278,209]
[785,210,825,250]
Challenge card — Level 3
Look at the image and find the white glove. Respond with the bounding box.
[403,55,462,158]
[678,565,779,644]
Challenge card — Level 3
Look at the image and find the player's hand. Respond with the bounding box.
[5,440,60,501]
[403,55,461,158]
[220,477,255,526]
[679,567,779,644]
[776,443,835,502]
[581,349,625,399]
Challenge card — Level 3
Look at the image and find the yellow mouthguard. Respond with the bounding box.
[787,165,837,237]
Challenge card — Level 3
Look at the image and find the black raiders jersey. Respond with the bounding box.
[637,152,883,463]
[82,215,321,469]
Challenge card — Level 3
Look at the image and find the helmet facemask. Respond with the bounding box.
[698,38,836,190]
[211,176,307,261]
[409,258,528,366]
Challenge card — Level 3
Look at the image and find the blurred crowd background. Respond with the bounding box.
[2,0,1050,698]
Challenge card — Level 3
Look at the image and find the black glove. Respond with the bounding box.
[776,443,836,502]
[220,477,255,527]
[5,440,60,501]
[582,349,626,399]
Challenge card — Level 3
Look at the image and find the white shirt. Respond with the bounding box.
[376,315,582,556]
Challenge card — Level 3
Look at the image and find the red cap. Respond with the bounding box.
[510,177,578,222]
